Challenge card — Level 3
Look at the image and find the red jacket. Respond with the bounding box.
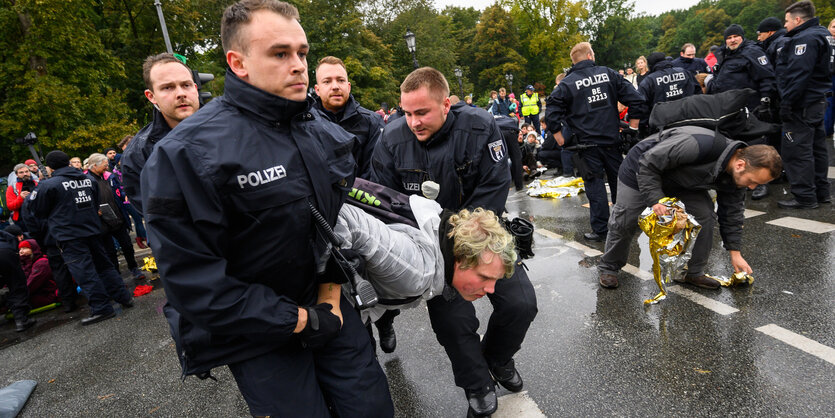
[6,182,26,221]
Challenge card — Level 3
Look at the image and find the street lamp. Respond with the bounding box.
[404,28,418,69]
[453,67,464,98]
[505,73,514,95]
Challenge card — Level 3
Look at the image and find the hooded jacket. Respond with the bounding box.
[19,239,58,307]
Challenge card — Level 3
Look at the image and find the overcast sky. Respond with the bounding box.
[432,0,703,16]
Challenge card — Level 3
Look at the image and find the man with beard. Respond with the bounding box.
[5,164,38,232]
[121,53,200,213]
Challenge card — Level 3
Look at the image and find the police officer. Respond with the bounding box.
[545,42,644,242]
[30,151,134,326]
[632,52,701,137]
[671,43,710,75]
[520,85,541,134]
[313,56,383,179]
[597,127,781,289]
[757,17,788,65]
[775,0,833,209]
[371,67,537,417]
[0,229,36,331]
[707,24,776,114]
[122,53,200,213]
[140,2,392,416]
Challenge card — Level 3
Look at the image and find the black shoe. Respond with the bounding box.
[15,317,37,332]
[583,231,605,242]
[81,311,116,326]
[751,184,768,200]
[674,274,720,289]
[490,359,524,392]
[121,298,134,308]
[465,385,497,417]
[777,199,818,209]
[376,320,397,353]
[818,195,832,204]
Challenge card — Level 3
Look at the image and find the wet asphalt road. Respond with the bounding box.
[2,152,835,416]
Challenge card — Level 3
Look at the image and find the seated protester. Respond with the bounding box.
[3,224,30,243]
[519,131,540,179]
[18,239,59,308]
[333,195,516,323]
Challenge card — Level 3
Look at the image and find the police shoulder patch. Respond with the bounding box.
[757,55,768,65]
[487,139,506,162]
[795,44,807,55]
[29,190,37,200]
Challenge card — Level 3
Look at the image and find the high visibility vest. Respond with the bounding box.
[521,93,539,116]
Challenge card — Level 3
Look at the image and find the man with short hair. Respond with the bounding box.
[672,43,709,75]
[597,128,781,289]
[372,66,537,417]
[545,42,645,242]
[313,56,383,179]
[708,24,776,114]
[141,1,393,415]
[121,53,200,213]
[30,151,134,326]
[775,0,833,208]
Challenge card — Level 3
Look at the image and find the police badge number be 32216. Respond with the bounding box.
[488,140,505,163]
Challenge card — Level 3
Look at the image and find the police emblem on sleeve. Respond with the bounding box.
[757,55,768,65]
[795,44,807,55]
[29,190,37,200]
[487,139,505,162]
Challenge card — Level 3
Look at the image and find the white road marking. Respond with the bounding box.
[494,391,546,418]
[828,166,835,179]
[622,263,653,281]
[782,290,794,295]
[766,217,835,234]
[756,324,835,366]
[535,229,563,240]
[666,286,739,315]
[743,209,765,219]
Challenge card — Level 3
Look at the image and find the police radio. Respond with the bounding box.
[308,201,379,310]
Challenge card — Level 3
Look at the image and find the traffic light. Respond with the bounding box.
[192,70,214,105]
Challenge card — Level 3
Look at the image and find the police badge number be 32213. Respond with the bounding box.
[488,140,505,163]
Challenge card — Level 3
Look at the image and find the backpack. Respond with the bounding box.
[0,177,12,220]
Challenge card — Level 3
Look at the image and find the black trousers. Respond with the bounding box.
[59,236,131,316]
[0,248,32,318]
[525,113,541,134]
[577,146,622,235]
[228,294,393,417]
[101,226,138,272]
[426,262,538,391]
[45,244,78,304]
[782,100,831,203]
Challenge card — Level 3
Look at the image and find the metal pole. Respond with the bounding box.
[457,77,464,98]
[154,0,174,54]
[411,51,419,69]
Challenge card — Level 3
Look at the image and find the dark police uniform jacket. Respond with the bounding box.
[122,107,172,214]
[708,40,776,109]
[545,60,645,146]
[619,126,745,251]
[671,56,709,75]
[314,94,383,179]
[632,61,701,123]
[370,102,510,214]
[140,71,356,377]
[775,17,833,109]
[759,29,788,70]
[29,166,101,243]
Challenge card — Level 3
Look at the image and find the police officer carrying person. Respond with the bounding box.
[707,24,777,114]
[371,67,538,417]
[121,52,200,213]
[775,0,834,209]
[545,41,644,242]
[671,43,710,75]
[596,127,782,289]
[30,151,134,325]
[140,1,393,416]
[631,52,701,138]
[520,85,541,134]
[313,56,383,179]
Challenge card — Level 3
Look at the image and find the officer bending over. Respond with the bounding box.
[597,127,781,289]
[545,41,645,242]
[371,67,537,417]
[140,1,392,416]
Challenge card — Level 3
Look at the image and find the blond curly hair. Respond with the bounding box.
[448,208,517,278]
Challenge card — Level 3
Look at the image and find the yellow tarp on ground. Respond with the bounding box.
[527,176,585,198]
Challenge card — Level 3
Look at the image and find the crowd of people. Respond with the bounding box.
[1,0,833,416]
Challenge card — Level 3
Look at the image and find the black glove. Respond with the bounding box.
[299,303,341,349]
[619,127,639,154]
[754,101,772,122]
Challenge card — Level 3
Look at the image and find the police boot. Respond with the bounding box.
[375,309,400,353]
[15,316,37,332]
[465,384,497,417]
[751,184,768,200]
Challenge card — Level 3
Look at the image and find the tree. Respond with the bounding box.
[473,5,528,96]
[583,0,651,69]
